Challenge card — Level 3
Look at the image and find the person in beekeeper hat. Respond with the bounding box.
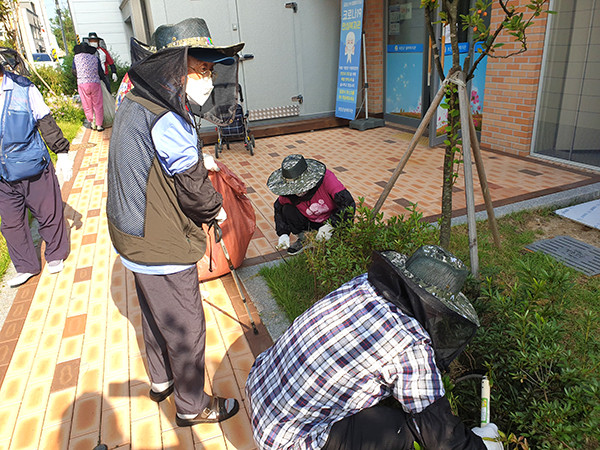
[106,17,243,427]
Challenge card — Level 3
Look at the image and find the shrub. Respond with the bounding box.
[45,94,84,123]
[304,199,437,298]
[453,252,600,449]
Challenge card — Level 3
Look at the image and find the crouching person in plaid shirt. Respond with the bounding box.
[245,246,502,450]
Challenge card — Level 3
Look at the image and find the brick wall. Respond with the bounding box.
[364,0,384,114]
[479,2,548,155]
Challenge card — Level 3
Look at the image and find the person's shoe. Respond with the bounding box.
[287,232,306,255]
[97,126,105,132]
[149,384,174,403]
[92,124,97,130]
[7,272,37,288]
[47,260,64,274]
[175,397,239,427]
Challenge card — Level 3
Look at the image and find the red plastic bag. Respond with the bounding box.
[197,161,256,281]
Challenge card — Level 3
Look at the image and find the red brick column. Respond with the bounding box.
[364,0,385,115]
[479,1,548,155]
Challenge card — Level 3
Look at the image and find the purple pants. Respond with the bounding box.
[0,164,70,274]
[78,82,103,127]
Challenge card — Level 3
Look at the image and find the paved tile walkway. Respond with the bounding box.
[212,124,600,265]
[0,123,598,449]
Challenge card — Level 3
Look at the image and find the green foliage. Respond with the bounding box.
[263,207,600,448]
[45,95,84,123]
[447,214,600,449]
[259,255,317,322]
[50,8,77,54]
[304,199,436,299]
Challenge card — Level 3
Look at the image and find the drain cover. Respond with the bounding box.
[525,236,600,276]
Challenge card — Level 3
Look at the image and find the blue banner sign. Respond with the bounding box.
[335,0,364,120]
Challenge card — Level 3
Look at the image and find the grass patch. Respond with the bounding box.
[259,254,316,322]
[260,206,600,448]
[56,120,82,143]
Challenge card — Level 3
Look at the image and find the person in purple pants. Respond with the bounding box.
[0,62,73,288]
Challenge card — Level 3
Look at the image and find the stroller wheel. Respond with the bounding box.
[251,135,256,147]
[248,141,254,156]
[226,141,230,150]
[214,142,220,159]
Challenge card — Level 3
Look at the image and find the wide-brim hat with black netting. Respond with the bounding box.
[267,154,327,196]
[151,17,244,64]
[367,245,480,371]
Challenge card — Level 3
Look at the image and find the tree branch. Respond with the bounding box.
[424,5,446,81]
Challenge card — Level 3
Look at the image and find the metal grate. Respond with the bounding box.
[525,236,600,276]
[248,105,299,121]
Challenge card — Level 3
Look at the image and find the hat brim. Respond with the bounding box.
[188,48,235,65]
[380,251,479,325]
[267,159,326,196]
[162,38,244,57]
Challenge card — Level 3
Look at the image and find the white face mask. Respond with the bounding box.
[89,41,98,48]
[186,76,214,106]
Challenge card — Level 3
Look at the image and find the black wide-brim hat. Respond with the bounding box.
[152,18,244,60]
[267,154,326,196]
[368,246,480,371]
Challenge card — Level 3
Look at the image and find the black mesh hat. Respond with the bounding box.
[127,18,243,127]
[367,246,480,371]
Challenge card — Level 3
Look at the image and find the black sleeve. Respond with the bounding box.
[330,189,356,226]
[109,63,117,75]
[173,159,223,227]
[408,397,487,450]
[37,114,70,154]
[273,199,291,236]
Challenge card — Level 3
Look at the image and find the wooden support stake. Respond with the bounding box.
[468,108,501,248]
[456,72,479,277]
[373,80,448,215]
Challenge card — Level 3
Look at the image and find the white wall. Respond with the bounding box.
[68,0,130,64]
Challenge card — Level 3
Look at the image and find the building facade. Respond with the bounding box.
[67,0,599,170]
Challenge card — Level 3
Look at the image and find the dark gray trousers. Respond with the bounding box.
[0,164,70,273]
[323,405,415,450]
[132,265,210,415]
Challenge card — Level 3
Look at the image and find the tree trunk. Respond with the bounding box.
[439,85,458,249]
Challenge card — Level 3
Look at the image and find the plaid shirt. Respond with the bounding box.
[245,273,445,450]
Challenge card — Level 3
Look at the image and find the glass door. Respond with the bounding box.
[385,0,429,127]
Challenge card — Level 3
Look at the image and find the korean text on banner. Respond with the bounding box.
[335,0,364,120]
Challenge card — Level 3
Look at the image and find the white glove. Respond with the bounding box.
[215,207,227,224]
[315,223,334,241]
[203,153,220,171]
[277,234,290,249]
[472,424,503,450]
[112,73,118,82]
[55,153,73,182]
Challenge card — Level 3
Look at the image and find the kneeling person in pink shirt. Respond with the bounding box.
[267,154,355,255]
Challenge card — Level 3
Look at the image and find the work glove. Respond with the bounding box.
[472,423,503,450]
[112,73,118,82]
[315,223,334,241]
[203,153,220,171]
[55,153,73,182]
[215,207,227,224]
[277,234,290,250]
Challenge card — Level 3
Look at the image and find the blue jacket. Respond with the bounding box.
[0,72,50,181]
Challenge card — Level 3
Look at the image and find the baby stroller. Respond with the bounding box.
[214,84,256,158]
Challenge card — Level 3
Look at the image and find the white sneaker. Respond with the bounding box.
[47,260,64,274]
[7,272,36,288]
